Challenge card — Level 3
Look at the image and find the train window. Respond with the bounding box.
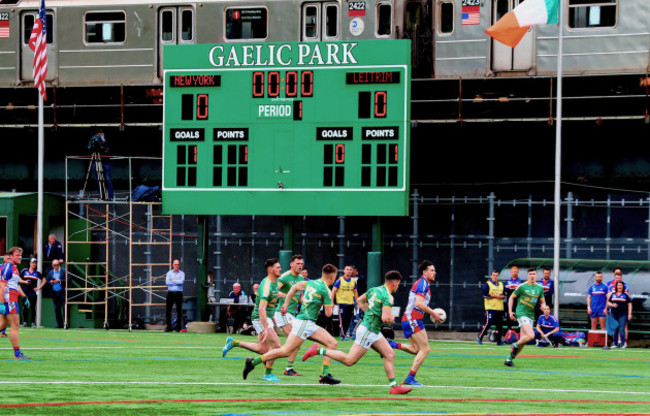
[161,10,174,41]
[22,13,54,44]
[225,8,268,39]
[181,9,193,41]
[325,4,338,38]
[304,5,319,39]
[439,1,454,35]
[568,0,617,28]
[84,11,126,43]
[376,3,392,36]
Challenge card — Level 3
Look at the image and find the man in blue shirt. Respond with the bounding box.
[535,305,564,347]
[44,234,64,266]
[503,266,522,332]
[539,266,554,309]
[587,271,608,331]
[46,260,68,328]
[165,259,185,332]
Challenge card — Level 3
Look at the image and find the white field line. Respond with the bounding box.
[0,381,648,396]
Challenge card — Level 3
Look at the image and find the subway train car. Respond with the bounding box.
[0,0,648,88]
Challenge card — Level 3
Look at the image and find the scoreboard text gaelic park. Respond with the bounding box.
[162,40,411,216]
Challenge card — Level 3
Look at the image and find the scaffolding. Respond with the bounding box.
[65,200,172,330]
[65,155,171,330]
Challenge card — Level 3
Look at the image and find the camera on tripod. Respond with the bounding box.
[88,130,108,153]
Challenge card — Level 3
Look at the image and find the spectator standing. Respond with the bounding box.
[165,259,185,332]
[20,258,46,327]
[587,271,608,330]
[535,305,564,347]
[43,234,64,265]
[539,266,554,309]
[477,270,505,345]
[250,283,260,304]
[503,266,522,332]
[331,265,359,340]
[46,260,68,328]
[606,281,632,348]
[227,283,249,333]
[606,268,629,344]
[300,268,309,280]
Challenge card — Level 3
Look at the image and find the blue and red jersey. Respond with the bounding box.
[539,278,554,297]
[587,282,608,312]
[606,279,629,293]
[608,292,631,318]
[401,276,431,322]
[1,262,21,303]
[536,314,560,334]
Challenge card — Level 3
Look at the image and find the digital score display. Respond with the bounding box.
[162,40,411,216]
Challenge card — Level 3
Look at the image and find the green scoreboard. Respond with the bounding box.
[162,40,411,216]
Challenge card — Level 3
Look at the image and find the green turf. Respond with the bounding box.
[1,328,648,415]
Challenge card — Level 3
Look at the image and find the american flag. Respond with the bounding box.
[0,15,10,39]
[462,5,481,25]
[29,0,48,100]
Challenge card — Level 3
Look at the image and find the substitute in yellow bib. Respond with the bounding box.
[477,270,505,345]
[331,265,359,341]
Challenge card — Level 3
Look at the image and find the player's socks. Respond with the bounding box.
[286,360,294,371]
[321,364,330,376]
[389,378,397,387]
[407,370,417,379]
[318,348,327,355]
[252,356,264,367]
[387,339,401,349]
[264,364,273,376]
[14,347,20,358]
[232,340,240,347]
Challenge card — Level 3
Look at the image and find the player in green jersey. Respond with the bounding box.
[303,270,412,395]
[222,258,282,381]
[243,264,341,384]
[273,254,305,376]
[504,267,546,367]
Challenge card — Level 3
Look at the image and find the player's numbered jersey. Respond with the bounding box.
[362,285,394,334]
[275,271,303,315]
[296,279,333,322]
[513,283,544,320]
[402,277,430,321]
[0,262,20,292]
[251,277,279,321]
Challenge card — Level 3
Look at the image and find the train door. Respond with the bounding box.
[491,0,533,71]
[403,0,433,77]
[301,2,340,41]
[20,10,56,83]
[157,6,194,79]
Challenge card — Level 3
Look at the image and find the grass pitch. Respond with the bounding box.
[1,328,649,415]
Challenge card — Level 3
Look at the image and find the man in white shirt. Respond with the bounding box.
[165,259,185,332]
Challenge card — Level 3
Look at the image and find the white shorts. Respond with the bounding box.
[354,324,384,349]
[291,318,321,340]
[252,317,275,334]
[517,316,534,329]
[273,311,295,328]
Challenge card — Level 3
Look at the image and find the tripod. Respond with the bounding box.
[81,152,108,200]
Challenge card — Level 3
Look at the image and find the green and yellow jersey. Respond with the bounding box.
[296,279,333,322]
[275,270,303,315]
[251,277,279,321]
[513,282,544,320]
[361,284,393,334]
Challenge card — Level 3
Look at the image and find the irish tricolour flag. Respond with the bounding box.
[486,0,559,48]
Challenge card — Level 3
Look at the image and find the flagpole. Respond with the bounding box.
[552,0,565,319]
[36,93,44,327]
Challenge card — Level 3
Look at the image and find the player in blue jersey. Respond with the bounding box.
[503,266,522,332]
[0,247,31,359]
[535,305,564,347]
[587,271,608,331]
[386,260,443,386]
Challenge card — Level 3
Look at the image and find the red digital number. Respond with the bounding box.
[286,71,298,97]
[374,91,387,118]
[244,145,248,163]
[196,94,209,120]
[301,71,313,97]
[393,144,398,163]
[268,71,280,97]
[252,72,265,98]
[335,144,345,164]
